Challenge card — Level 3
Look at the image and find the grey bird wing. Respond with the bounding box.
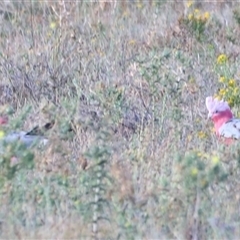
[218,119,240,139]
[3,131,48,147]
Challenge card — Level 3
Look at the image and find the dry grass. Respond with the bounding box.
[0,1,240,239]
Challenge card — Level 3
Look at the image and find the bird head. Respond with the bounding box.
[205,96,233,121]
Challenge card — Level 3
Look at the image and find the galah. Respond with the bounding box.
[206,96,240,143]
[0,116,52,147]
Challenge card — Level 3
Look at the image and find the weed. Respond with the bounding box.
[0,1,240,239]
[183,3,210,40]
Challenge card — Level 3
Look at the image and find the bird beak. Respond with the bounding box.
[207,112,212,120]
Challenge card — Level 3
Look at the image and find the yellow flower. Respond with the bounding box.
[219,76,226,83]
[195,118,200,123]
[0,131,5,139]
[211,156,219,165]
[50,21,57,29]
[136,2,143,9]
[197,131,207,139]
[189,77,195,83]
[191,167,198,176]
[228,79,236,87]
[196,151,203,157]
[91,37,97,44]
[219,88,226,96]
[217,54,228,64]
[122,10,130,17]
[187,0,193,8]
[128,39,136,45]
[187,134,193,142]
[97,49,105,57]
[233,87,239,95]
[188,14,193,21]
[194,9,200,14]
[203,12,210,21]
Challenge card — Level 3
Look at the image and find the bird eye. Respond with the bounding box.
[215,110,219,113]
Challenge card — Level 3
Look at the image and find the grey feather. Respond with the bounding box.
[3,131,48,147]
[218,119,240,139]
